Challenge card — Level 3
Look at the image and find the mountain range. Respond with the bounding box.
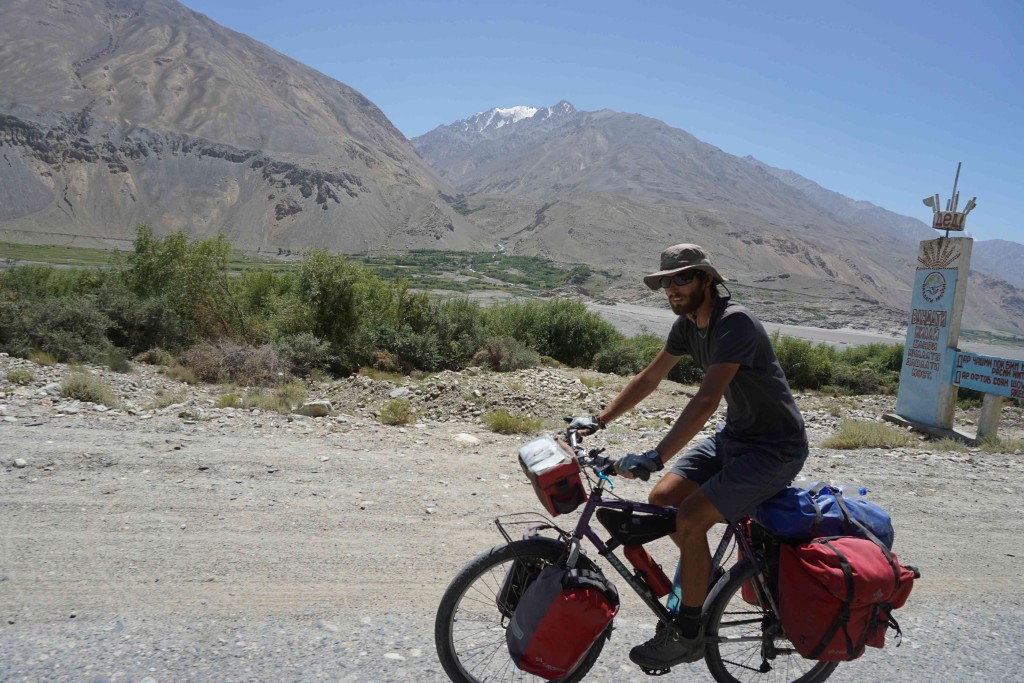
[0,0,1021,335]
[412,104,1024,333]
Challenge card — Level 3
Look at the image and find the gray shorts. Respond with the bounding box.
[667,431,808,521]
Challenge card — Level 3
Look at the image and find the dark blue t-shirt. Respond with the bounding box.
[666,297,805,445]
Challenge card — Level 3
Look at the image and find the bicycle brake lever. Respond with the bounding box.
[597,471,615,489]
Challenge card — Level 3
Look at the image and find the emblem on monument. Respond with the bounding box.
[921,272,947,303]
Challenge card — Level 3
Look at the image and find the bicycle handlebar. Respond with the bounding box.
[565,426,618,478]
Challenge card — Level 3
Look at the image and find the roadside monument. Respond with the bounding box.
[889,165,1019,441]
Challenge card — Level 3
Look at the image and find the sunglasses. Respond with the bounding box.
[658,271,700,288]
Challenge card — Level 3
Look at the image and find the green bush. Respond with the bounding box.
[274,381,308,409]
[380,398,415,425]
[0,264,109,301]
[486,299,618,368]
[829,362,897,395]
[956,386,985,409]
[771,335,906,395]
[148,387,188,409]
[98,286,190,354]
[820,420,915,449]
[472,337,541,372]
[163,363,197,384]
[102,348,132,373]
[230,269,299,343]
[591,333,704,384]
[6,367,34,385]
[215,392,242,408]
[0,296,114,363]
[294,250,372,373]
[27,350,57,366]
[483,409,543,434]
[274,333,335,376]
[135,348,176,366]
[60,372,121,408]
[772,332,835,390]
[838,342,903,372]
[237,383,308,414]
[592,335,648,376]
[427,298,488,370]
[118,226,235,339]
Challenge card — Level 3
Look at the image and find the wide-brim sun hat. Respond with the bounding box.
[643,243,727,290]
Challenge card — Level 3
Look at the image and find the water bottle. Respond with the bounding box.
[832,482,869,498]
[624,545,673,598]
[667,559,682,615]
[791,475,819,491]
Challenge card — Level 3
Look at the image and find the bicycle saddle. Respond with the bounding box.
[596,507,677,546]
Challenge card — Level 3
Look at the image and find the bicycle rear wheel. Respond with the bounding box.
[434,537,609,683]
[704,561,838,683]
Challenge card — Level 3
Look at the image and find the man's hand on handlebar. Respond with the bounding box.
[616,450,664,481]
[565,415,602,436]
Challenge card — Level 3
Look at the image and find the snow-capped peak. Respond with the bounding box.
[456,101,576,133]
[459,106,538,133]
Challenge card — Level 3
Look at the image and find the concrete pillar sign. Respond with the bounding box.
[894,237,973,429]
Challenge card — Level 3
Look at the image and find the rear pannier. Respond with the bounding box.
[779,536,918,660]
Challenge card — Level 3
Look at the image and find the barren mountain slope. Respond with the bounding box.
[0,0,479,251]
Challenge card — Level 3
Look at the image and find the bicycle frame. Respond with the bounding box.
[498,469,783,644]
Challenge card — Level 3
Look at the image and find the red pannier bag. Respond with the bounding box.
[778,535,918,660]
[738,519,779,606]
[506,564,618,680]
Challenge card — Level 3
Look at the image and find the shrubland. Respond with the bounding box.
[1,227,911,396]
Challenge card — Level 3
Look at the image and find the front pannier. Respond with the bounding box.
[506,565,618,680]
[519,436,587,516]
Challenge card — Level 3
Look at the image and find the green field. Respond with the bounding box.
[0,242,121,267]
[0,242,611,294]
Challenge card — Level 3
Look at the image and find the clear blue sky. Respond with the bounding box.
[182,0,1022,243]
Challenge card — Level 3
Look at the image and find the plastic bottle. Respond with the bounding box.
[791,475,819,491]
[832,483,869,498]
[666,560,682,614]
[623,546,672,598]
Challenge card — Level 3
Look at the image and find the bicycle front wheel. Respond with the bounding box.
[704,561,838,683]
[434,537,609,683]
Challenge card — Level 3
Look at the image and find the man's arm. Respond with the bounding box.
[652,362,739,464]
[596,348,681,427]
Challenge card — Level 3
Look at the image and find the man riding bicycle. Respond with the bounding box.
[570,243,808,670]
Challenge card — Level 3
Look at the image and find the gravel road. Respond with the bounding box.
[2,356,1023,683]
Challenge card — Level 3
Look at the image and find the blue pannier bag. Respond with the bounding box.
[753,483,895,549]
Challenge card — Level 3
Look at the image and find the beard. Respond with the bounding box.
[668,286,706,317]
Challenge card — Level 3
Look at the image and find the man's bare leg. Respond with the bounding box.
[629,474,723,668]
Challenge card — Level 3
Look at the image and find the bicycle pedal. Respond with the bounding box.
[638,665,671,676]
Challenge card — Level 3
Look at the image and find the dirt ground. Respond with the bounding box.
[2,354,1023,682]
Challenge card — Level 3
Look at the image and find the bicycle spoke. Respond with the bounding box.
[705,561,837,683]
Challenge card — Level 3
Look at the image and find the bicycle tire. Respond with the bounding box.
[704,560,839,683]
[434,537,610,683]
